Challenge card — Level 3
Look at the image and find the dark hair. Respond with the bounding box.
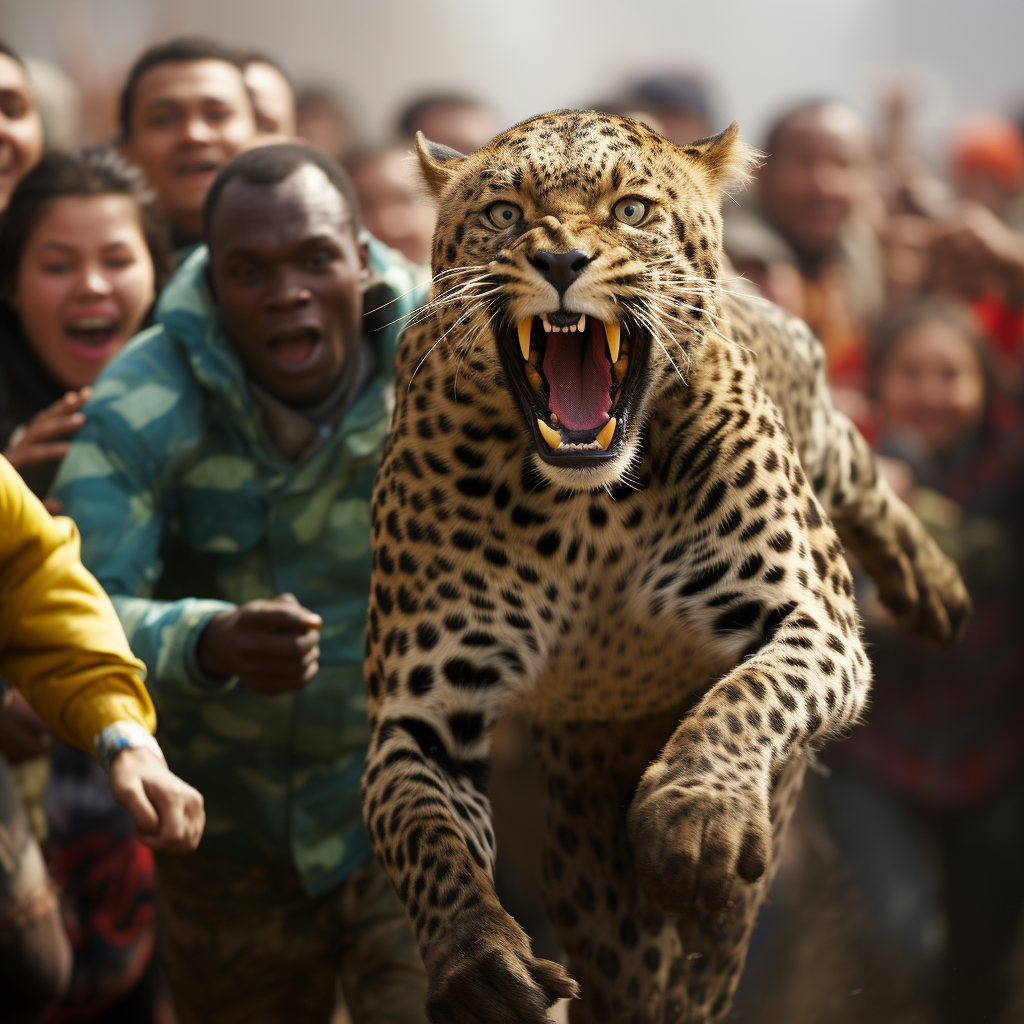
[202,143,362,240]
[396,92,490,138]
[631,73,714,125]
[344,141,409,176]
[118,36,249,142]
[870,301,995,405]
[762,98,864,156]
[0,145,173,297]
[0,38,26,69]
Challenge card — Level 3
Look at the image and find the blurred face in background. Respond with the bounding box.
[296,93,350,163]
[121,59,257,238]
[244,60,296,138]
[413,101,498,155]
[878,317,986,454]
[350,148,435,266]
[0,53,44,212]
[11,194,156,389]
[759,103,875,261]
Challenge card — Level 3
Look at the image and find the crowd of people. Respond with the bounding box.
[0,29,1022,1024]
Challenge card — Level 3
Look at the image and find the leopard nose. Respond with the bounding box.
[530,249,592,297]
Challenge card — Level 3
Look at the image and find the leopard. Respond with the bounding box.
[360,110,971,1024]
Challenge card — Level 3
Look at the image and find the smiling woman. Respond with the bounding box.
[0,146,170,497]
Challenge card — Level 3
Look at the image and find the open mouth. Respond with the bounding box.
[173,158,221,179]
[64,316,123,362]
[501,309,649,466]
[267,326,323,369]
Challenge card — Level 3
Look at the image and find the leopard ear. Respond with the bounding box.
[680,121,762,192]
[415,132,467,198]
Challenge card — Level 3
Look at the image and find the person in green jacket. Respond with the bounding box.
[52,144,427,1024]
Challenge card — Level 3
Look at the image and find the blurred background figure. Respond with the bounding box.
[295,86,353,164]
[395,91,499,153]
[817,303,1024,1024]
[0,145,173,1024]
[724,100,886,428]
[23,57,83,152]
[950,114,1024,225]
[117,37,257,253]
[626,71,716,145]
[348,143,434,268]
[727,101,884,376]
[243,52,297,139]
[0,40,44,212]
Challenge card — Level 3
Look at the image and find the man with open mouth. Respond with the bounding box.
[51,145,430,1024]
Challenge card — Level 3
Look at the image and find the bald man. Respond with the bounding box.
[724,100,885,390]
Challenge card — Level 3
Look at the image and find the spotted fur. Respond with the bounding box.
[360,111,970,1024]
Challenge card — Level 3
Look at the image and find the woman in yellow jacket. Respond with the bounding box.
[0,454,204,1023]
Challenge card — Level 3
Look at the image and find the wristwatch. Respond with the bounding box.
[93,721,165,773]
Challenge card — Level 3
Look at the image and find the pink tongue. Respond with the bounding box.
[543,326,612,431]
[272,336,315,365]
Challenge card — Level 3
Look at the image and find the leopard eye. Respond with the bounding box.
[486,202,523,229]
[613,197,648,226]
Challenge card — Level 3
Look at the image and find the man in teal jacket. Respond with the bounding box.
[53,145,427,1024]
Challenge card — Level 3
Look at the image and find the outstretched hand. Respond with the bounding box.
[4,388,92,470]
[197,593,322,694]
[108,746,205,853]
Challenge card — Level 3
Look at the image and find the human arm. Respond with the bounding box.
[49,380,240,698]
[0,455,204,849]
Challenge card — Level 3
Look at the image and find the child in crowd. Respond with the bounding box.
[821,302,1024,1024]
[0,145,173,1022]
[0,39,44,213]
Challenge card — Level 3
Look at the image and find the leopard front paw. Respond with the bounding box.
[906,537,972,645]
[424,909,578,1024]
[840,515,972,646]
[627,779,770,919]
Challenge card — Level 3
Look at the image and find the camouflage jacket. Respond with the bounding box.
[53,243,421,896]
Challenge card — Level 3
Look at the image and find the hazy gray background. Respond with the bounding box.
[1,0,1022,155]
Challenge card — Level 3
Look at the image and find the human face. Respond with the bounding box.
[0,54,44,212]
[350,149,435,265]
[878,319,986,454]
[759,104,875,260]
[414,103,499,155]
[209,165,369,409]
[11,195,156,389]
[121,59,257,237]
[244,61,296,138]
[296,96,350,162]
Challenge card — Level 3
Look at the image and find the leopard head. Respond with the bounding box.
[416,109,757,486]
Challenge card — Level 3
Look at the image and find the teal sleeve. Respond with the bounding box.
[51,364,237,698]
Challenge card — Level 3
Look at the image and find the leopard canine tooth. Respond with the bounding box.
[596,417,617,451]
[605,321,621,363]
[537,419,562,449]
[517,317,534,359]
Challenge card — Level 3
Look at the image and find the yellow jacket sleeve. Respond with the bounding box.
[0,455,154,752]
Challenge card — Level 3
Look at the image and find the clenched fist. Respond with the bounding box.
[197,592,322,694]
